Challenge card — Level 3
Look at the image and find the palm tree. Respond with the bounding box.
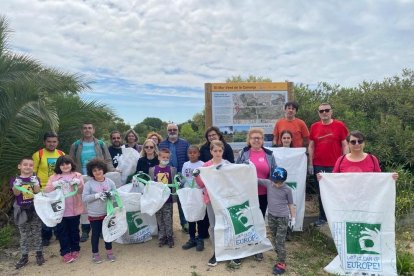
[0,16,113,215]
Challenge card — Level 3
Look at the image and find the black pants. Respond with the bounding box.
[41,222,56,241]
[188,211,209,239]
[258,194,268,218]
[313,166,333,221]
[56,215,81,256]
[90,219,112,253]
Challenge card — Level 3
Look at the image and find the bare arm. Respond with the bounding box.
[288,203,296,219]
[341,139,348,155]
[308,140,314,166]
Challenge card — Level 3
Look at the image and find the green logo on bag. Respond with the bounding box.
[126,211,146,235]
[346,222,381,255]
[285,182,297,190]
[227,201,253,235]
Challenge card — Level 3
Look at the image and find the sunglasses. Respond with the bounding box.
[318,108,331,114]
[167,129,178,132]
[349,139,364,145]
[144,146,154,149]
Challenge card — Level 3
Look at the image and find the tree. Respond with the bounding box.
[0,16,114,214]
[226,75,272,83]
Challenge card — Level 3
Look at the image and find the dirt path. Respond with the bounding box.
[1,205,300,276]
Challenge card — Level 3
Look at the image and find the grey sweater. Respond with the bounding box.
[82,178,116,217]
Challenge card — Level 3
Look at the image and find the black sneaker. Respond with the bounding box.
[314,219,327,227]
[158,236,167,247]
[196,239,204,251]
[255,253,264,261]
[167,236,175,248]
[15,255,28,269]
[230,259,241,266]
[36,252,45,266]
[42,239,50,246]
[182,239,197,250]
[80,232,89,243]
[208,254,217,267]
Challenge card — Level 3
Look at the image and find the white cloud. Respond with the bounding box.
[1,0,413,123]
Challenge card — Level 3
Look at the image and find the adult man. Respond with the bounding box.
[32,132,65,246]
[272,101,310,147]
[108,130,123,169]
[159,123,190,232]
[69,122,114,242]
[308,103,348,226]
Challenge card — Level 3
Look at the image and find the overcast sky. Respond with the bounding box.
[1,0,412,125]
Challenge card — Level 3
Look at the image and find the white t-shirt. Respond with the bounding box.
[181,160,204,188]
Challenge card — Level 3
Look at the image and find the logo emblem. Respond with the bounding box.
[51,201,63,212]
[227,201,254,235]
[126,211,146,234]
[346,222,381,255]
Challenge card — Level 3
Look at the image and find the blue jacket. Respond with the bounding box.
[159,138,189,172]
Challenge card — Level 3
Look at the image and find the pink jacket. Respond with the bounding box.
[195,160,230,204]
[45,172,85,217]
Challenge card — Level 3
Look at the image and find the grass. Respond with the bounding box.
[0,224,14,248]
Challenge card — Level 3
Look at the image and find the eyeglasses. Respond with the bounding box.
[250,136,263,140]
[318,109,331,114]
[144,146,154,149]
[167,129,178,132]
[208,133,218,138]
[349,139,364,145]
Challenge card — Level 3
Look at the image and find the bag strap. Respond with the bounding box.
[106,190,123,216]
[337,154,346,172]
[14,185,34,195]
[63,185,78,198]
[133,172,151,185]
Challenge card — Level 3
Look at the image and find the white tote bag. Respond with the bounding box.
[140,181,171,216]
[118,147,140,184]
[117,183,142,212]
[177,187,206,222]
[102,192,128,242]
[115,211,158,244]
[34,189,65,227]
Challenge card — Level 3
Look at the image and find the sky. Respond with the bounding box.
[1,0,413,126]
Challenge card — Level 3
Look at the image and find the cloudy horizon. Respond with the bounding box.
[1,0,412,125]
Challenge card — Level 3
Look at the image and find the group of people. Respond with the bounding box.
[10,101,397,275]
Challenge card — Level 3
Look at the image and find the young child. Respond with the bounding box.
[149,148,176,248]
[180,145,206,251]
[45,155,84,263]
[259,167,296,275]
[10,156,45,269]
[195,140,237,267]
[82,158,117,263]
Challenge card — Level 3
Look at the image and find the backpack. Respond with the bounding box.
[73,139,105,157]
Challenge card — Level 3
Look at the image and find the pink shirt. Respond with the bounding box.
[195,159,229,204]
[45,172,85,217]
[333,154,381,173]
[250,149,270,195]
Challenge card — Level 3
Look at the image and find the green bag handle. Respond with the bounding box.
[174,173,197,189]
[14,185,35,195]
[106,190,123,216]
[63,184,78,198]
[133,172,151,186]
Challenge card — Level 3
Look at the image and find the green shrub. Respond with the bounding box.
[397,250,414,275]
[0,224,14,248]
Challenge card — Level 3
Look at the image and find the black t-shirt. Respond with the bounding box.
[108,146,123,168]
[136,156,159,174]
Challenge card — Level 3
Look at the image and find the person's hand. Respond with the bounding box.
[30,176,40,186]
[392,172,398,181]
[192,169,200,177]
[52,180,62,189]
[95,192,107,201]
[359,227,381,254]
[13,178,23,187]
[289,217,296,229]
[71,178,80,186]
[307,165,314,175]
[316,173,322,182]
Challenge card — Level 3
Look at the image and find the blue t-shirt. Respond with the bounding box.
[81,142,96,174]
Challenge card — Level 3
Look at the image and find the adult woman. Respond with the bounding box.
[279,130,293,148]
[236,128,277,215]
[147,131,163,146]
[124,130,142,153]
[317,130,398,177]
[199,126,234,163]
[236,128,276,261]
[136,139,159,174]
